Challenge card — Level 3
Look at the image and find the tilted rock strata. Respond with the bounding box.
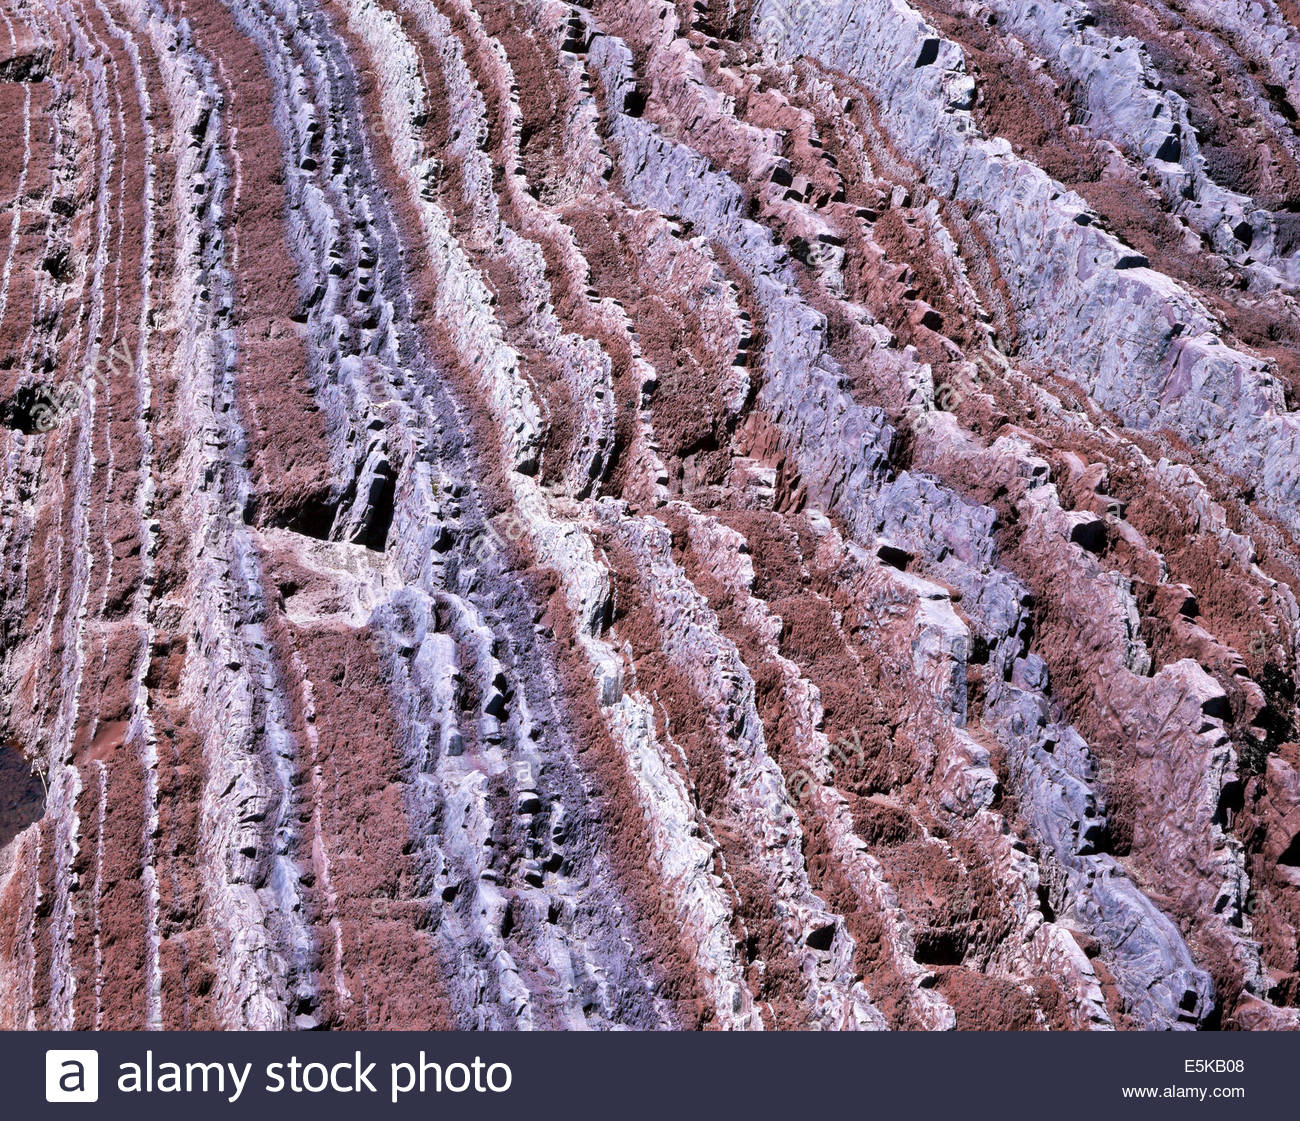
[0,0,1298,1029]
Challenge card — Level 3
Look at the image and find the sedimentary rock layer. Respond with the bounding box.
[0,0,1298,1029]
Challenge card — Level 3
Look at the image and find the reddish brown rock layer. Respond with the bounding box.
[0,0,1298,1030]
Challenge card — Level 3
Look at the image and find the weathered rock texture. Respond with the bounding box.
[0,0,1298,1029]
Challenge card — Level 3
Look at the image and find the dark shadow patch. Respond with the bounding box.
[1,383,61,434]
[0,744,45,852]
[247,488,339,541]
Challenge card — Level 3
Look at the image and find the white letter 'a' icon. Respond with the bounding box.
[45,1050,100,1103]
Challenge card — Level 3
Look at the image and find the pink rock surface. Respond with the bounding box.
[0,0,1297,1029]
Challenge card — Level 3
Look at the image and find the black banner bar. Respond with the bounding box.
[6,1030,1291,1118]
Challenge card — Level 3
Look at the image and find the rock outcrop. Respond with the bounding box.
[0,0,1298,1029]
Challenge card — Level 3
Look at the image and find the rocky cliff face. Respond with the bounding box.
[0,0,1297,1030]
